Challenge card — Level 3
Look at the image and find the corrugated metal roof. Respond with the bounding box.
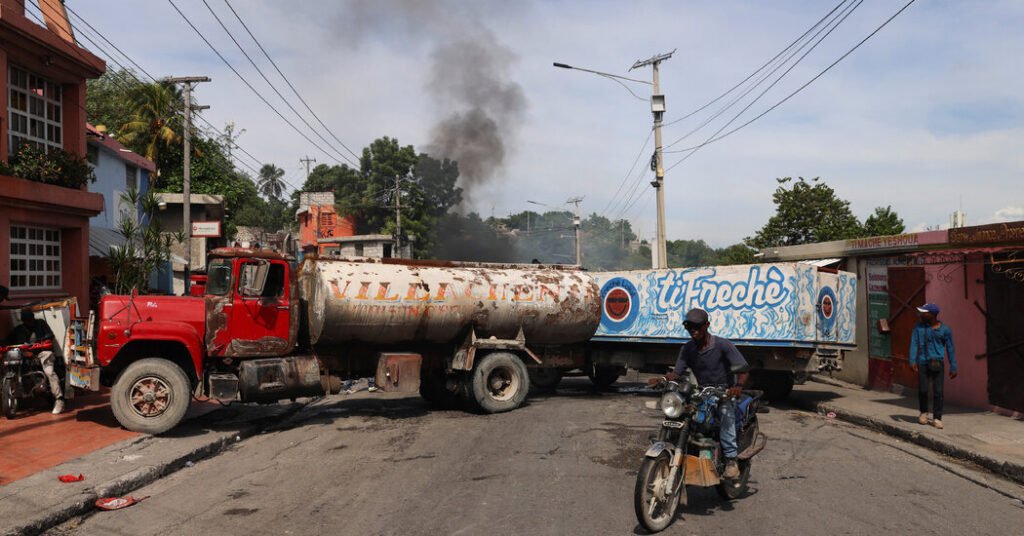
[799,258,842,267]
[89,227,127,258]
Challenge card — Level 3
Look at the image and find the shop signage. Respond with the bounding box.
[192,221,222,238]
[949,221,1024,246]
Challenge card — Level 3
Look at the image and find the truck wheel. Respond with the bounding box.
[588,365,622,388]
[529,368,563,391]
[111,358,192,435]
[2,377,17,419]
[469,352,529,414]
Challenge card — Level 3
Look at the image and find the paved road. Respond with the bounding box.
[49,378,1024,535]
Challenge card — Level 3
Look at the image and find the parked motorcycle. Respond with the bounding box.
[634,379,768,533]
[1,342,56,419]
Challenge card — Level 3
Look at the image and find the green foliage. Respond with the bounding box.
[863,205,905,236]
[106,189,182,294]
[0,145,95,188]
[115,82,185,175]
[86,68,146,134]
[257,164,286,200]
[747,177,865,248]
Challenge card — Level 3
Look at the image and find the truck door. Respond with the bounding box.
[226,259,293,357]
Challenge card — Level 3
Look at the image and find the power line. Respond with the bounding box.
[663,0,861,152]
[64,4,272,176]
[167,0,350,167]
[599,127,653,218]
[664,0,915,173]
[222,0,361,162]
[199,0,358,167]
[662,0,851,129]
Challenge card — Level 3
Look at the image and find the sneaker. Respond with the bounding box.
[933,419,944,430]
[723,459,740,479]
[367,386,379,393]
[918,413,929,425]
[52,399,65,415]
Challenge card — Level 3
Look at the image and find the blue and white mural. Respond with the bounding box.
[593,263,856,347]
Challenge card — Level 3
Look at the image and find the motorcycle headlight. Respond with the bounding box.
[661,392,685,419]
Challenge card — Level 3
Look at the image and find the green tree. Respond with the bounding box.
[747,177,864,248]
[863,205,905,236]
[86,68,145,134]
[715,243,757,265]
[257,164,286,200]
[107,189,182,294]
[116,82,184,178]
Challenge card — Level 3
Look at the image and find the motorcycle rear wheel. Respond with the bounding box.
[2,377,18,419]
[634,451,680,533]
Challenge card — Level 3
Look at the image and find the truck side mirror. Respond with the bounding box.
[239,260,270,297]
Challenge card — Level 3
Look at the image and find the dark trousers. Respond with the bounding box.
[918,361,944,420]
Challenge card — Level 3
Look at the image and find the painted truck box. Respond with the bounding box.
[587,263,857,399]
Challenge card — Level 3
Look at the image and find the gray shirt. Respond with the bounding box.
[673,335,748,387]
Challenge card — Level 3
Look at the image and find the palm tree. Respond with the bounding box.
[257,164,286,200]
[116,82,183,178]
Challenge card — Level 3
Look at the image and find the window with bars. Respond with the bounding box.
[9,225,62,290]
[8,65,63,153]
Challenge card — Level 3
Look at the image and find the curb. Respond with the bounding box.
[791,397,1024,487]
[3,403,306,536]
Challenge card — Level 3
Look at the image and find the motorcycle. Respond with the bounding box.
[634,379,768,533]
[1,342,56,419]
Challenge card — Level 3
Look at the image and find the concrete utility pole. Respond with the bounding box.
[300,156,317,182]
[166,76,210,295]
[394,175,402,259]
[567,196,584,265]
[630,50,674,269]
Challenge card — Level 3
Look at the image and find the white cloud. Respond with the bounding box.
[988,207,1024,224]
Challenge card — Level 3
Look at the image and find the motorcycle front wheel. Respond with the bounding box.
[2,377,18,419]
[634,451,681,533]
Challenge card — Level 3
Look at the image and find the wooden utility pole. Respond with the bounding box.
[166,76,210,295]
[300,156,317,182]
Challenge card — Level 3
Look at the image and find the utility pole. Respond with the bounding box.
[300,156,317,182]
[630,50,674,269]
[166,76,210,295]
[567,196,584,265]
[394,175,402,259]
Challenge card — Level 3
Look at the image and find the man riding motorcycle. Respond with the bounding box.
[6,308,64,414]
[665,308,749,479]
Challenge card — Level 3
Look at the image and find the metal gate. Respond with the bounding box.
[888,267,927,390]
[984,255,1024,412]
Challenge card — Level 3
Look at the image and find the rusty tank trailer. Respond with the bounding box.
[300,258,601,347]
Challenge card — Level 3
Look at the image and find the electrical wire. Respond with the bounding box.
[664,0,916,173]
[200,0,357,167]
[222,0,361,162]
[663,0,862,152]
[599,127,653,219]
[662,0,851,129]
[167,0,350,167]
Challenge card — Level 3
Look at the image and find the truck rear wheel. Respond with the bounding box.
[111,358,192,435]
[588,364,623,388]
[529,368,563,391]
[469,352,529,414]
[419,369,461,409]
[751,371,794,402]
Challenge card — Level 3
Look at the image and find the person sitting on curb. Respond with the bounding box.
[909,303,957,430]
[343,376,379,394]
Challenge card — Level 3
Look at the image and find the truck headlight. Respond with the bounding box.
[661,392,685,419]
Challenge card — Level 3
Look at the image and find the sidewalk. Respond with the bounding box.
[790,377,1024,486]
[0,395,306,536]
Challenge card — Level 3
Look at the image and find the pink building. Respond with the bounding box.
[762,221,1024,415]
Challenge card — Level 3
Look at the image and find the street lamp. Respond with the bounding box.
[554,51,674,269]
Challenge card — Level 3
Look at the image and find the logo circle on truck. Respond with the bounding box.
[600,278,639,332]
[817,286,837,336]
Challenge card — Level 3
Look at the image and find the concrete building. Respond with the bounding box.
[0,0,105,325]
[152,193,225,295]
[295,191,409,259]
[760,221,1024,414]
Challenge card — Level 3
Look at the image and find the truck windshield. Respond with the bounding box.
[206,259,232,296]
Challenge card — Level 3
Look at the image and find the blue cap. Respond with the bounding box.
[916,303,940,315]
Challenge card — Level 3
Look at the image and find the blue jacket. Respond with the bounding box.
[909,322,957,373]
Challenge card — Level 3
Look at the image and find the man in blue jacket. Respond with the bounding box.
[909,303,957,429]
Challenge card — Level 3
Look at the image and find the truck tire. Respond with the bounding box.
[751,371,794,402]
[419,369,461,409]
[588,364,622,388]
[111,358,192,435]
[529,368,563,391]
[469,352,529,414]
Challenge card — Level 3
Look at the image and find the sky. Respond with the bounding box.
[63,0,1024,247]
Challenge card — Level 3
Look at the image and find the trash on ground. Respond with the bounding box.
[58,474,84,483]
[95,496,148,511]
[826,411,837,419]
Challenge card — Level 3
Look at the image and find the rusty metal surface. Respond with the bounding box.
[210,247,293,261]
[301,259,601,347]
[374,353,422,393]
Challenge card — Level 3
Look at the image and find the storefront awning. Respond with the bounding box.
[799,258,842,267]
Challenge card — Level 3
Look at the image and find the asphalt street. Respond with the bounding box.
[48,378,1024,536]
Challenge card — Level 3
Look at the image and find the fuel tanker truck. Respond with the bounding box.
[68,248,601,434]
